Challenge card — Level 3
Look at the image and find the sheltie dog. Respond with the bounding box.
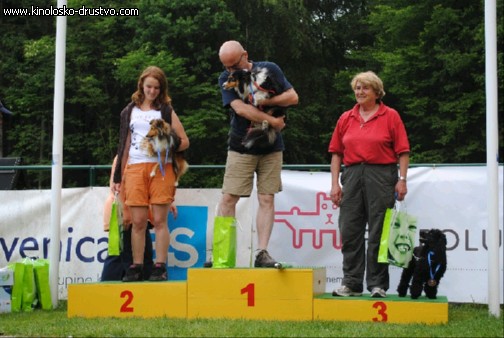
[222,67,286,149]
[141,118,188,185]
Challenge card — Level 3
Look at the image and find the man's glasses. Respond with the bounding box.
[224,53,244,72]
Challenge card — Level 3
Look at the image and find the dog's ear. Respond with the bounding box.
[152,119,162,128]
[428,229,447,248]
[245,70,253,82]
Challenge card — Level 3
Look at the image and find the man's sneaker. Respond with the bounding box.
[332,285,362,297]
[371,287,387,298]
[148,263,167,281]
[254,249,278,268]
[122,264,143,282]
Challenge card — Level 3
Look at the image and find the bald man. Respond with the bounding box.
[213,40,298,268]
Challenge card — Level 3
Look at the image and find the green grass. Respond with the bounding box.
[0,302,502,337]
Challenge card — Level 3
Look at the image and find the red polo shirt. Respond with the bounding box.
[328,102,410,166]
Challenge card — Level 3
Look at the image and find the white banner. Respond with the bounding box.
[269,167,503,304]
[0,166,502,303]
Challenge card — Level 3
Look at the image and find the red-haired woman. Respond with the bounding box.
[113,66,189,282]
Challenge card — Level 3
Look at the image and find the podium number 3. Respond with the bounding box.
[241,283,255,307]
[372,301,388,322]
[120,290,134,313]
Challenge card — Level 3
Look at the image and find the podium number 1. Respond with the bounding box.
[241,283,255,307]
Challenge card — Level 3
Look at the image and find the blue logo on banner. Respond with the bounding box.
[159,206,208,280]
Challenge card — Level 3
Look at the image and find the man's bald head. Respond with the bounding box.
[219,40,245,57]
[219,40,249,71]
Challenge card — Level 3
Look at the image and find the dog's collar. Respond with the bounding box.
[253,81,276,95]
[248,81,276,107]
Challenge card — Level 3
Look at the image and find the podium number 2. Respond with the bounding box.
[372,301,388,322]
[120,290,134,313]
[241,283,255,307]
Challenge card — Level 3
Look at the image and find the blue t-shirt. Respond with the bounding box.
[218,61,293,154]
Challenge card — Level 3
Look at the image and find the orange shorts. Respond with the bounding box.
[123,162,176,207]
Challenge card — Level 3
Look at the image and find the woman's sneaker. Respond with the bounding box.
[148,263,167,281]
[371,287,387,298]
[122,264,143,282]
[332,285,362,297]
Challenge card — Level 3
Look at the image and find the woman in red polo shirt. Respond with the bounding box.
[328,71,410,298]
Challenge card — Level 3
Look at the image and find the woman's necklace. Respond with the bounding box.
[359,104,378,128]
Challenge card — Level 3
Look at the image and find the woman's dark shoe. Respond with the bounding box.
[148,262,167,281]
[122,264,143,282]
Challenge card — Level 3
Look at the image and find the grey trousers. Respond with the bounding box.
[338,163,397,292]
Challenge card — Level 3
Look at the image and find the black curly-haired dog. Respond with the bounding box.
[397,228,447,299]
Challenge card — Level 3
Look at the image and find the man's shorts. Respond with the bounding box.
[124,162,176,206]
[222,151,282,197]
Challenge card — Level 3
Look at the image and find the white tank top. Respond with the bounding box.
[128,106,164,164]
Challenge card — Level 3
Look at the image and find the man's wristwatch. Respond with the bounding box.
[399,176,407,182]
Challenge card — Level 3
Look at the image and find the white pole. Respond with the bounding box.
[49,0,67,309]
[484,0,501,318]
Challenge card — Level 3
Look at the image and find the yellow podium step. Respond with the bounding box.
[314,293,448,324]
[67,281,187,318]
[187,268,326,321]
[67,270,447,324]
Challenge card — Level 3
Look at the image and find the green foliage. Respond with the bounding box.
[350,0,497,163]
[0,0,502,188]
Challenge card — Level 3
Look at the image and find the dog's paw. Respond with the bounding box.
[410,284,423,299]
[397,287,408,297]
[424,286,439,299]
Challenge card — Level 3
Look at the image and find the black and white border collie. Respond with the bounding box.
[223,68,286,149]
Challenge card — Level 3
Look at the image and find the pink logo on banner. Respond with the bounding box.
[275,192,342,249]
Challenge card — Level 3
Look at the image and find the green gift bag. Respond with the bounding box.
[8,262,25,312]
[378,202,417,268]
[108,193,123,256]
[21,258,37,312]
[212,216,237,268]
[33,259,52,310]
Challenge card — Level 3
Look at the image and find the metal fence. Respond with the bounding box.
[0,163,494,188]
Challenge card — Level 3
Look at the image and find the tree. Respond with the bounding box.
[0,0,502,188]
[343,0,503,163]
